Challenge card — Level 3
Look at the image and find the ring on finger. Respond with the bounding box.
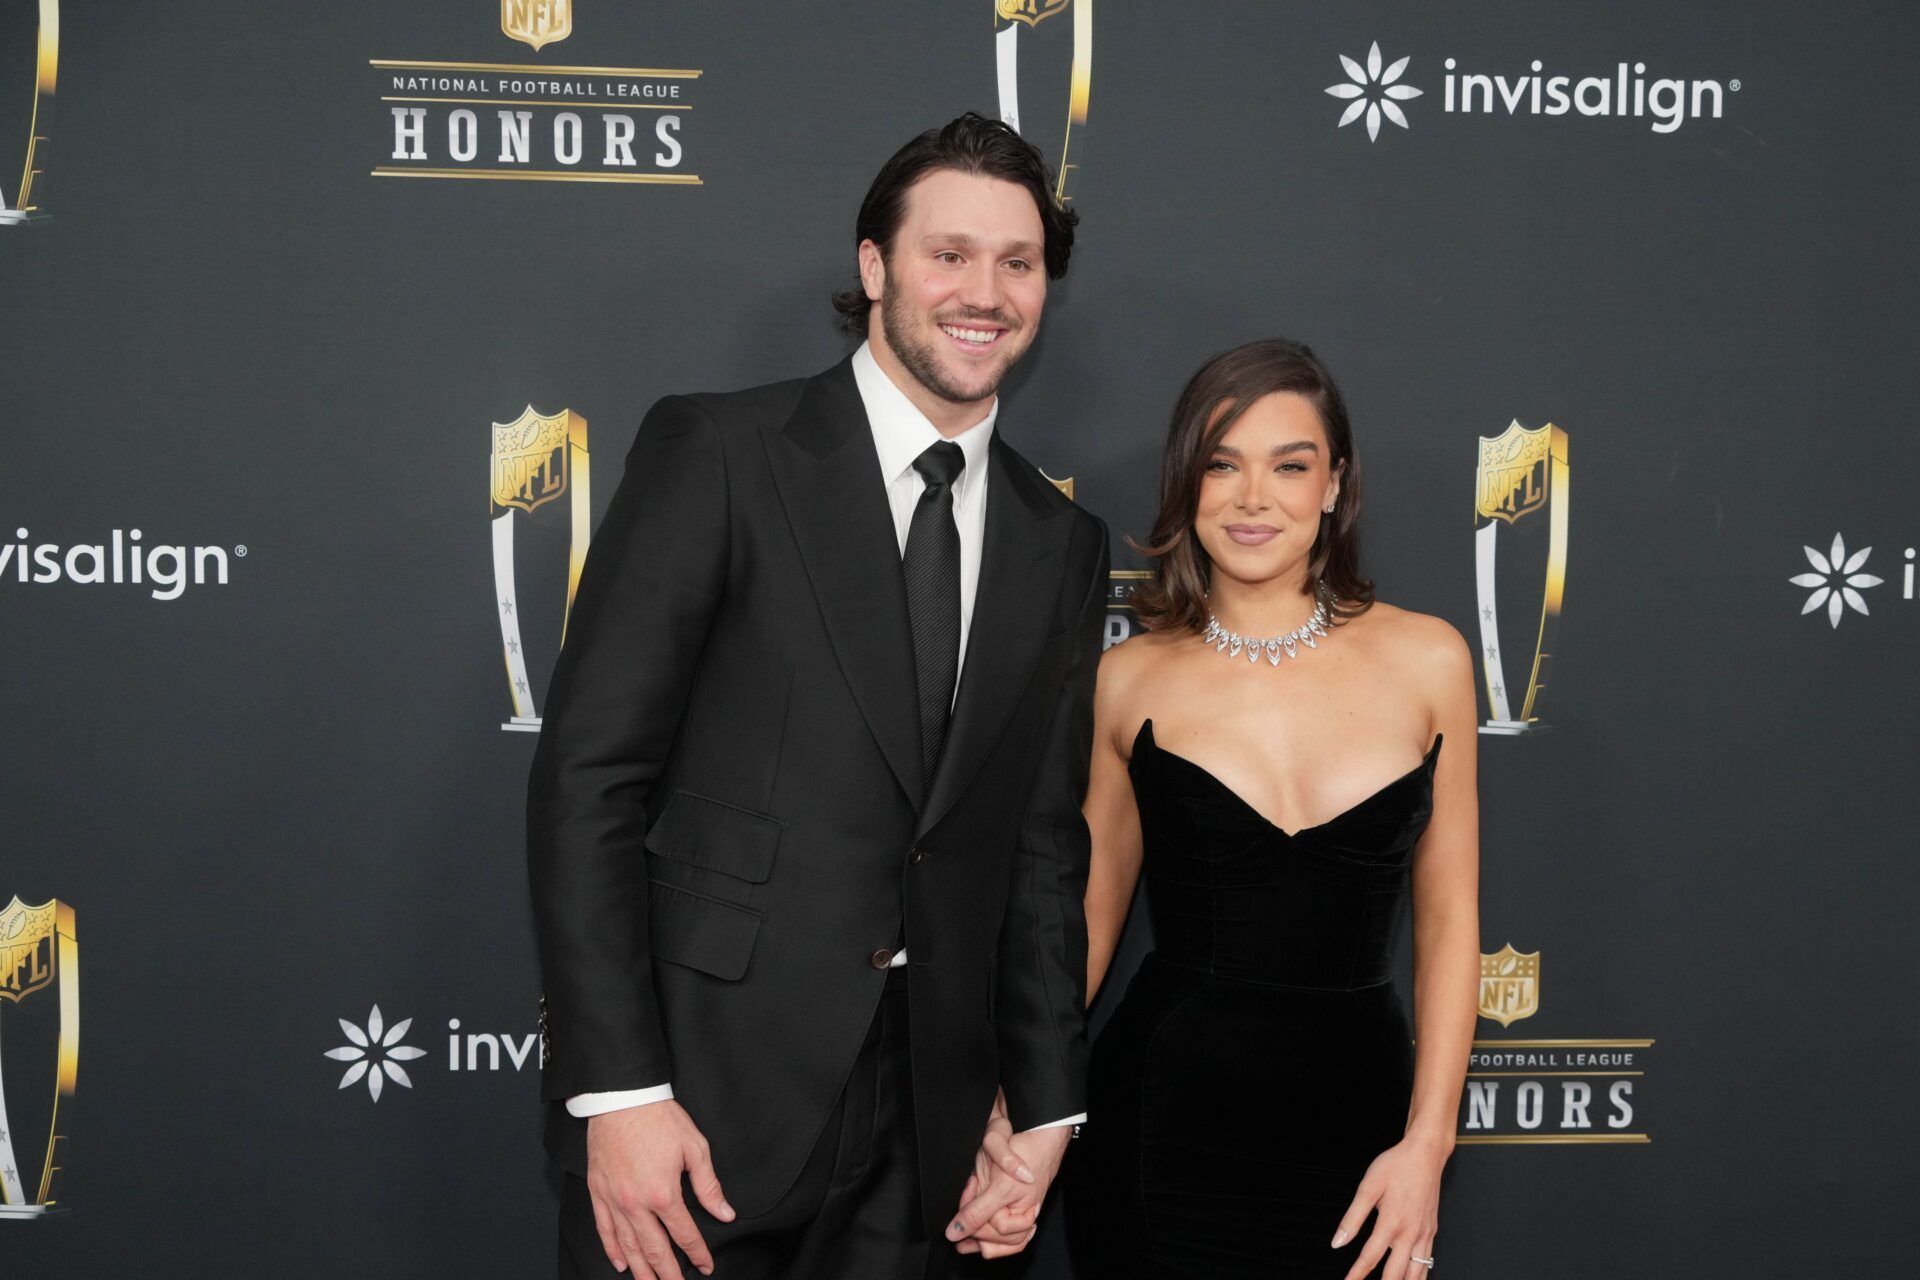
[1411,1256,1435,1269]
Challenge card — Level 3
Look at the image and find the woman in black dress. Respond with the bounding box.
[1066,340,1479,1279]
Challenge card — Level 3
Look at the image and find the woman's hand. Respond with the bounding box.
[1332,1132,1450,1280]
[953,1088,1041,1256]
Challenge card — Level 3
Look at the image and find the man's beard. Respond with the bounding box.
[880,279,1026,407]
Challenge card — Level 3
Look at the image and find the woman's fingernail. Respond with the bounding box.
[1331,1230,1351,1248]
[1018,1165,1035,1183]
[718,1202,736,1221]
[612,1261,628,1274]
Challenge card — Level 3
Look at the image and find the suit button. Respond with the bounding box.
[909,848,927,865]
[870,948,895,969]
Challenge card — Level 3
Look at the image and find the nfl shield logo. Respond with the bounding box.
[502,0,572,52]
[491,406,572,515]
[996,0,1072,27]
[0,898,59,1003]
[1475,420,1556,526]
[1478,943,1540,1027]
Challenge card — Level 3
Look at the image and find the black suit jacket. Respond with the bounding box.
[527,357,1108,1233]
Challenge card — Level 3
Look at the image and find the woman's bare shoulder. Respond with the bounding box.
[1356,601,1473,676]
[1096,626,1189,713]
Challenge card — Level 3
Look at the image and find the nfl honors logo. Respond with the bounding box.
[502,0,571,51]
[1462,942,1652,1144]
[1478,943,1540,1027]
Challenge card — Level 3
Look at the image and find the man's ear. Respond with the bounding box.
[858,239,886,305]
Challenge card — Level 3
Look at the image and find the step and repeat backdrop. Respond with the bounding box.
[4,1,1913,1275]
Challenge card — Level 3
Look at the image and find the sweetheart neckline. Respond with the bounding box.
[1131,718,1442,839]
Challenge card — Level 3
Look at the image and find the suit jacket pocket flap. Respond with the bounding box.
[643,789,783,883]
[648,882,761,982]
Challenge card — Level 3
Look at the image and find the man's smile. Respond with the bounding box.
[937,321,1008,351]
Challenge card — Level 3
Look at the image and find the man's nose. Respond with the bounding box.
[954,260,1004,314]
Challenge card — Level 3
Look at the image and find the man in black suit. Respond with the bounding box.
[528,113,1107,1279]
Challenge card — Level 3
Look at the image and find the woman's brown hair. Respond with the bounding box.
[1129,338,1374,632]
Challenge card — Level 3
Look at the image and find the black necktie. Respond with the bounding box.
[903,441,965,790]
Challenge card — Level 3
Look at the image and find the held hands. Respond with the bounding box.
[585,1101,736,1279]
[947,1088,1071,1258]
[1331,1132,1450,1280]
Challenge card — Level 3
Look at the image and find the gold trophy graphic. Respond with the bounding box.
[491,406,591,732]
[0,897,77,1217]
[1473,421,1569,734]
[993,0,1091,206]
[0,0,57,225]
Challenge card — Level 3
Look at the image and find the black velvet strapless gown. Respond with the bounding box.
[1067,720,1442,1279]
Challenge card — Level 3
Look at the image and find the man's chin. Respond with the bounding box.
[932,372,1005,406]
[926,350,1024,405]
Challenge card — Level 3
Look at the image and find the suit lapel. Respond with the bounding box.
[763,359,925,810]
[915,437,1069,841]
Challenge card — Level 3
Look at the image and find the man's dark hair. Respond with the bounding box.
[831,112,1079,332]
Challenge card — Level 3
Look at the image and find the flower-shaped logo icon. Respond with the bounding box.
[325,1004,427,1102]
[1326,42,1423,142]
[1790,533,1883,629]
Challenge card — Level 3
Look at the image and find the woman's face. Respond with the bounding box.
[1192,391,1343,592]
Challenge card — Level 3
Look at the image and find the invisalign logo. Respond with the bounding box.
[1442,58,1736,134]
[0,528,246,601]
[1328,43,1741,142]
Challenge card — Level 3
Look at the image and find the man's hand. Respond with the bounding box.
[586,1101,735,1279]
[952,1090,1037,1256]
[947,1115,1072,1259]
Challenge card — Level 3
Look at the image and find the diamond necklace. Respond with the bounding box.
[1202,593,1333,666]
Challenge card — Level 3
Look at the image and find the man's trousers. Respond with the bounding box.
[560,966,959,1280]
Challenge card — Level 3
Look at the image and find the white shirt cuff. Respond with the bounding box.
[566,1083,675,1117]
[1022,1112,1087,1133]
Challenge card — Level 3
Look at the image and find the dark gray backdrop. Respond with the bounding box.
[4,1,1914,1274]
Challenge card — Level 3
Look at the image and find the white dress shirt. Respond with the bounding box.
[570,343,1083,1133]
[852,338,997,679]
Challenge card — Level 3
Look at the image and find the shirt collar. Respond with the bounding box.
[851,340,997,496]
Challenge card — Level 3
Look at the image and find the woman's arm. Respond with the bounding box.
[1335,620,1480,1280]
[1083,644,1146,1004]
[1403,624,1481,1154]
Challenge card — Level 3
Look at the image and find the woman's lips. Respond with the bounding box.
[1224,524,1280,545]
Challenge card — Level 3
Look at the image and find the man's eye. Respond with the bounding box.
[1004,259,1031,273]
[937,252,963,265]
